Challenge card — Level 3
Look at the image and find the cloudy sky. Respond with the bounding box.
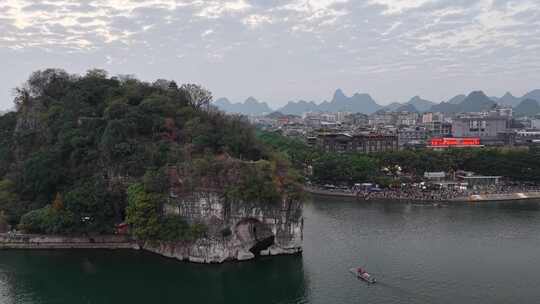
[1,0,540,110]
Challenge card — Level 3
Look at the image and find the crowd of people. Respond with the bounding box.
[310,182,540,202]
[357,187,463,201]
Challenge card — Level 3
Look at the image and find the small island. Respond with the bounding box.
[0,69,304,263]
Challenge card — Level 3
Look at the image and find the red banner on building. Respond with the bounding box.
[430,138,481,147]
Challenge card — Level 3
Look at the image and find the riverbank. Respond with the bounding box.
[453,192,540,202]
[305,187,540,203]
[0,233,301,263]
[0,234,139,250]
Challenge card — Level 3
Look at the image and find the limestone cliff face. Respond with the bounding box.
[143,192,303,263]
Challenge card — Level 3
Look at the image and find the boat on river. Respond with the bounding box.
[350,268,376,284]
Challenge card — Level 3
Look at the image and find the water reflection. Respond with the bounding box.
[0,250,308,304]
[3,198,540,304]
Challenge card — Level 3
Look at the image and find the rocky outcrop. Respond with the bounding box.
[0,193,303,264]
[145,192,303,263]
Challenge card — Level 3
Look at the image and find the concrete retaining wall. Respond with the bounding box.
[0,234,139,250]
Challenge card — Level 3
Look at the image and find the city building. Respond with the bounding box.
[398,126,429,149]
[422,112,444,124]
[315,132,398,154]
[428,137,483,149]
[336,111,352,123]
[452,113,512,146]
[515,130,540,146]
[343,113,369,127]
[493,105,513,118]
[531,116,540,130]
[396,111,419,126]
[369,112,394,126]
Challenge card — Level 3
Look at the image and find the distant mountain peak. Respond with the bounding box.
[514,98,540,117]
[405,95,435,112]
[447,94,466,104]
[214,97,232,106]
[396,103,418,113]
[502,92,514,97]
[522,89,540,102]
[332,89,347,102]
[245,96,259,104]
[213,96,271,115]
[498,91,521,107]
[468,90,486,97]
[278,89,381,115]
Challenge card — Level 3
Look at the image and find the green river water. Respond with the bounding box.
[2,197,540,304]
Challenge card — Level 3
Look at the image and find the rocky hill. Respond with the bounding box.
[0,69,303,262]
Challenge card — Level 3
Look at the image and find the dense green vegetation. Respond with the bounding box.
[0,69,301,238]
[257,131,540,186]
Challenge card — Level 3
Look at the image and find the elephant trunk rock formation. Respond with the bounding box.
[143,192,303,263]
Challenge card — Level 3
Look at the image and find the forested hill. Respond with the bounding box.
[0,69,301,237]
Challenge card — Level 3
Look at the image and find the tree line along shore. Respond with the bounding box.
[257,131,540,202]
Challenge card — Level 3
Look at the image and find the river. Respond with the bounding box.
[2,197,540,303]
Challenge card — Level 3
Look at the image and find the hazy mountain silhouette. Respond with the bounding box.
[498,92,521,107]
[381,102,403,112]
[514,99,540,117]
[458,91,496,112]
[213,97,272,115]
[428,91,495,113]
[316,89,382,114]
[278,89,382,115]
[277,100,319,116]
[447,94,467,104]
[429,102,459,113]
[522,89,540,102]
[215,88,540,116]
[395,103,418,112]
[406,96,435,112]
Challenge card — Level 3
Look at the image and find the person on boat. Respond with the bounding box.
[357,267,365,275]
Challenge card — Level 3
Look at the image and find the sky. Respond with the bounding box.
[1,0,540,110]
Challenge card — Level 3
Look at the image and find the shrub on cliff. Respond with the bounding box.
[63,179,116,234]
[0,179,25,226]
[0,211,10,233]
[126,183,207,241]
[18,206,75,234]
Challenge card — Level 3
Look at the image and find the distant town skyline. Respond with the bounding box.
[2,0,540,110]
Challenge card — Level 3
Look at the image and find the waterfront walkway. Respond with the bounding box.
[305,187,540,203]
[0,234,138,250]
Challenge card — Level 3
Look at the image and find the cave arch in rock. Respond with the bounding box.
[234,218,275,256]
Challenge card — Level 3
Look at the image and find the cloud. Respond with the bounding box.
[367,0,434,15]
[196,0,251,19]
[1,0,540,110]
[242,14,272,28]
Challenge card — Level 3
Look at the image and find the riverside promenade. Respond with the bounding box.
[0,234,139,250]
[305,187,540,203]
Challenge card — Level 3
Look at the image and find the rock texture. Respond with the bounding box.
[145,192,303,263]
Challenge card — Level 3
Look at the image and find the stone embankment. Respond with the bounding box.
[0,233,301,263]
[0,234,139,250]
[455,192,540,202]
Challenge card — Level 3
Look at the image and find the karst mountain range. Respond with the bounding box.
[214,89,540,117]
